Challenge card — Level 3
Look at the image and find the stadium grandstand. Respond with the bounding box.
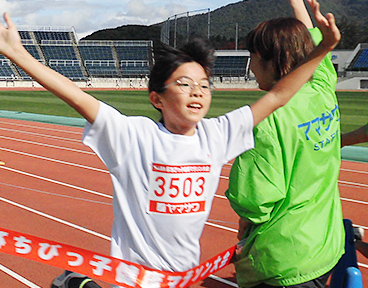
[212,50,250,86]
[0,26,155,88]
[0,24,255,89]
[335,43,368,89]
[0,25,367,89]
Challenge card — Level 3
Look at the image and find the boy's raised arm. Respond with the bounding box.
[250,0,340,127]
[0,13,99,124]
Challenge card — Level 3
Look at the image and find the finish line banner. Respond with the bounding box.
[0,228,235,287]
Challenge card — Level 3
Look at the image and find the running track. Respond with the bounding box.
[0,117,367,287]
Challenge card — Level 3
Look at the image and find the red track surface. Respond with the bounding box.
[0,117,367,288]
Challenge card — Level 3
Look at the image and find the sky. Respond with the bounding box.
[0,0,239,39]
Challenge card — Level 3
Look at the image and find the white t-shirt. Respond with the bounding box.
[83,101,254,273]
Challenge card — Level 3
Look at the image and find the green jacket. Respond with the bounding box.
[226,28,345,287]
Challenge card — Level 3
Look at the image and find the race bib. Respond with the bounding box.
[148,163,211,215]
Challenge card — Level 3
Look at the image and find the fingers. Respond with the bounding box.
[306,0,318,14]
[0,12,10,29]
[307,0,329,26]
[0,13,6,29]
[3,12,15,29]
[326,13,341,43]
[306,0,340,50]
[326,13,336,27]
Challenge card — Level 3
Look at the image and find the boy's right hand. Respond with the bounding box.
[0,13,23,59]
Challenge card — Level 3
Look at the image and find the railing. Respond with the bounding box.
[78,40,152,46]
[330,219,363,288]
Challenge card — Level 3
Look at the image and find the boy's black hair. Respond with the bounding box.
[148,38,216,93]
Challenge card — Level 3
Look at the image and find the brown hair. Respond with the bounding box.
[246,17,315,80]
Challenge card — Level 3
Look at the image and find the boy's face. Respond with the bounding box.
[150,62,212,136]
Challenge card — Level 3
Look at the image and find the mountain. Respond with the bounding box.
[81,0,368,49]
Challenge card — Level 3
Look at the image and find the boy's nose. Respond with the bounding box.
[191,84,203,97]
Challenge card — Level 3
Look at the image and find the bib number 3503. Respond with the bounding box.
[154,176,205,198]
[148,163,211,215]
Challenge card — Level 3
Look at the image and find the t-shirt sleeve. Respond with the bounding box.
[82,101,133,171]
[225,119,286,223]
[200,105,254,163]
[220,105,255,162]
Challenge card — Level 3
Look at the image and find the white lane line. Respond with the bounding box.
[208,275,238,287]
[341,197,368,205]
[0,147,108,173]
[339,180,368,189]
[0,182,112,206]
[341,167,368,175]
[0,264,41,288]
[0,120,83,135]
[205,221,237,233]
[0,135,93,154]
[0,166,112,199]
[339,183,368,191]
[353,224,368,230]
[0,196,111,241]
[0,127,81,143]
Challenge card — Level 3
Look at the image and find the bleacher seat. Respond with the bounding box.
[352,49,368,69]
[42,45,78,61]
[85,60,119,77]
[79,46,115,61]
[34,31,72,43]
[213,56,248,76]
[19,31,31,40]
[24,45,42,60]
[16,67,32,80]
[115,46,150,61]
[49,60,85,80]
[121,61,149,76]
[0,60,14,79]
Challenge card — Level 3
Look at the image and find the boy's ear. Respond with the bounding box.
[150,91,163,109]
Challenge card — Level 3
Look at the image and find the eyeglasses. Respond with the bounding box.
[162,77,214,94]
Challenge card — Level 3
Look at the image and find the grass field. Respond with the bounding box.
[1,89,368,145]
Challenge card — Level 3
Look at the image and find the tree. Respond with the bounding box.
[336,16,361,49]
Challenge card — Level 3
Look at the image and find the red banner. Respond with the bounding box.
[0,228,235,287]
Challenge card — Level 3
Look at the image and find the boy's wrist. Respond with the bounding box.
[3,44,26,62]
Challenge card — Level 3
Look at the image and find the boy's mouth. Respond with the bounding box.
[188,103,202,110]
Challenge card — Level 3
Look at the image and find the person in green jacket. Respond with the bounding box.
[226,0,345,287]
